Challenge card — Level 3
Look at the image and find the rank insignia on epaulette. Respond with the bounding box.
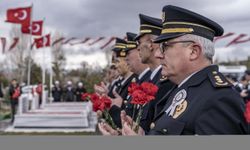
[208,71,232,88]
[131,78,136,83]
[160,75,168,81]
[150,122,155,129]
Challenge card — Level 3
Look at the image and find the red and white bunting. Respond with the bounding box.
[9,37,19,51]
[69,37,90,46]
[52,37,65,46]
[100,37,115,49]
[214,32,235,43]
[226,34,248,47]
[88,37,105,46]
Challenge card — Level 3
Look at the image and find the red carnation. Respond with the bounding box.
[98,96,112,111]
[90,93,100,102]
[130,90,147,105]
[90,94,116,129]
[81,93,116,129]
[141,82,158,96]
[129,82,158,105]
[81,93,91,101]
[90,95,112,112]
[128,82,159,133]
[92,100,102,112]
[128,83,140,95]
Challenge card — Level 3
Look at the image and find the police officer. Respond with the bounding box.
[52,80,63,102]
[112,41,137,101]
[133,14,176,133]
[107,38,127,98]
[122,32,151,118]
[75,82,87,102]
[63,81,75,102]
[135,14,163,84]
[108,38,138,128]
[100,33,151,131]
[122,5,248,135]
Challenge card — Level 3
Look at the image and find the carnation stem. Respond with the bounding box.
[131,104,137,129]
[134,105,143,133]
[103,109,117,130]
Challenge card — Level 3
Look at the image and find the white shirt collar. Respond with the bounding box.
[111,76,122,86]
[121,74,133,85]
[150,65,162,80]
[138,67,150,80]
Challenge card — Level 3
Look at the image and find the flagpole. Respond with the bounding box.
[49,61,53,103]
[41,17,46,107]
[27,3,33,86]
[49,34,53,102]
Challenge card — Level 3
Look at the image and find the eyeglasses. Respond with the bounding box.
[160,40,195,54]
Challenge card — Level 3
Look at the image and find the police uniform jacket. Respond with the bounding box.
[148,65,248,135]
[140,78,176,133]
[109,69,151,128]
[108,77,123,98]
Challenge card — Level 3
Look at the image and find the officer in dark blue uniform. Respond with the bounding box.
[111,37,137,103]
[108,37,138,128]
[123,32,151,118]
[134,14,163,85]
[108,32,152,129]
[122,5,248,135]
[133,14,176,133]
[107,38,126,99]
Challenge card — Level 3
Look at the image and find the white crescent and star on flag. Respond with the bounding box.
[15,10,27,21]
[32,23,41,33]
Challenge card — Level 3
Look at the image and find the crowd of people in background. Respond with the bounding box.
[0,78,87,124]
[226,70,250,103]
[52,80,87,102]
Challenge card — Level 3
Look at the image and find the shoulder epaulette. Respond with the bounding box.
[131,77,137,83]
[208,71,232,88]
[159,75,168,82]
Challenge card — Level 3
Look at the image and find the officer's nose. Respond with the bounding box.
[154,48,164,59]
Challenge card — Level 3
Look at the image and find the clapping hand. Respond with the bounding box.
[120,110,144,136]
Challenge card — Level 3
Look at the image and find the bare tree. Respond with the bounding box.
[103,46,113,67]
[51,31,66,83]
[5,25,31,82]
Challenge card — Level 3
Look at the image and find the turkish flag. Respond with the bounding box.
[33,34,51,49]
[6,6,31,25]
[21,20,43,36]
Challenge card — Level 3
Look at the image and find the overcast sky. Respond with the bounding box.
[1,0,250,69]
